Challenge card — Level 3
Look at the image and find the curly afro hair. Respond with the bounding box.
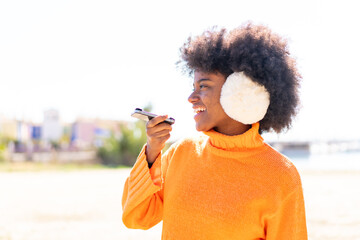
[178,22,301,134]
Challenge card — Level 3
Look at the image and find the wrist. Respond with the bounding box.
[145,144,161,165]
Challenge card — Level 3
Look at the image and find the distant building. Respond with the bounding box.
[17,121,31,142]
[31,126,42,140]
[0,116,17,140]
[42,109,62,142]
[71,120,96,149]
[94,127,111,147]
[94,118,122,147]
[70,118,121,149]
[2,111,125,153]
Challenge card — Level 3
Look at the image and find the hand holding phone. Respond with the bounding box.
[131,108,174,165]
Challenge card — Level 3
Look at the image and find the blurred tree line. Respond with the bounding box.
[97,120,147,166]
[97,105,172,167]
[0,134,12,162]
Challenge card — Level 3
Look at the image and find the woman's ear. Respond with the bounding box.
[220,72,270,124]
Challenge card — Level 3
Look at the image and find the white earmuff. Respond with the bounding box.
[220,72,270,124]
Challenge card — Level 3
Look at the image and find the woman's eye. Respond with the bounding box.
[192,85,207,91]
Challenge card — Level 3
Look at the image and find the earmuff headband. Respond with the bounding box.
[220,72,270,124]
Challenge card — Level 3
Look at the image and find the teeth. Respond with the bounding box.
[194,107,206,114]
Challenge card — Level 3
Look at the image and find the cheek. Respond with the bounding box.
[202,89,221,106]
[212,86,222,103]
[209,93,223,110]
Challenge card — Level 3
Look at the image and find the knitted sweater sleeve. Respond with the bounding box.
[266,185,308,239]
[122,144,172,230]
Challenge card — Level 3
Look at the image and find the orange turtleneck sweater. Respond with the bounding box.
[122,123,307,239]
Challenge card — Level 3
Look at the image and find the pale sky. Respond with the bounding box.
[1,0,359,142]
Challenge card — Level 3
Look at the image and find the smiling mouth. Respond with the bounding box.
[194,107,207,114]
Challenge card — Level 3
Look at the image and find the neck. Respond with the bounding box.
[213,122,251,136]
[203,123,265,154]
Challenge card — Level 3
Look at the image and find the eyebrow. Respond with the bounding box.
[198,78,211,82]
[194,78,212,85]
[193,78,211,88]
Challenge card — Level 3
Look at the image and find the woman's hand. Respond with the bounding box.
[145,115,173,165]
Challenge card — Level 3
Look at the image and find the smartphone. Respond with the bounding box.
[131,108,175,125]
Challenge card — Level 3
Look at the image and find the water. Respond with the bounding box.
[289,151,360,171]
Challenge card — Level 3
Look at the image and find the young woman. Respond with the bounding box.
[122,23,307,239]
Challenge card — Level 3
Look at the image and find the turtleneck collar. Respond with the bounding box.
[202,123,266,158]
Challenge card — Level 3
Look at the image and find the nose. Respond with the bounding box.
[188,90,199,104]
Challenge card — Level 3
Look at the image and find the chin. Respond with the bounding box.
[195,122,211,132]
